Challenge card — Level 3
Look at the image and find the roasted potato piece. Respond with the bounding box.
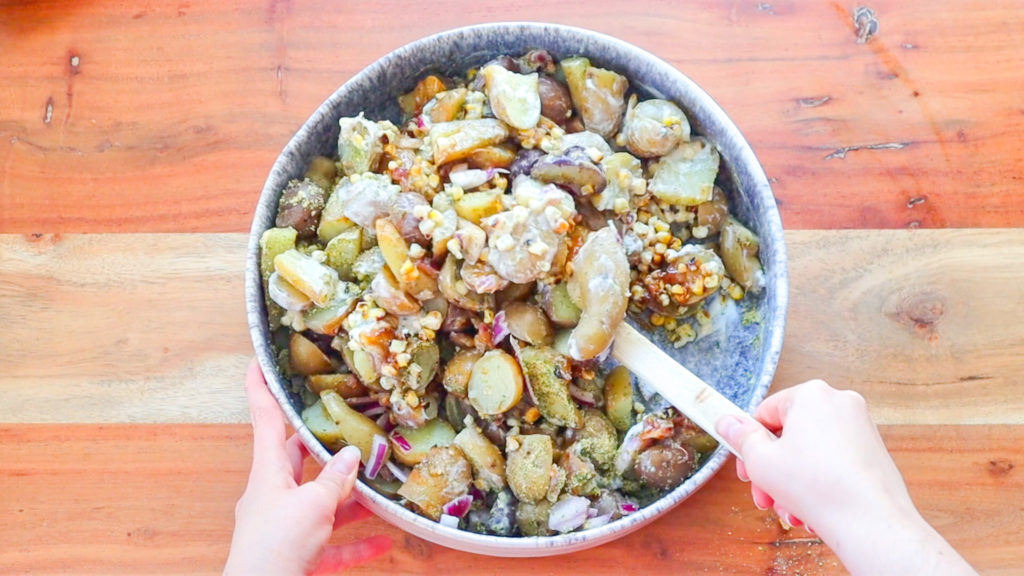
[323,227,363,281]
[461,261,510,294]
[594,152,645,214]
[302,282,361,335]
[515,344,582,428]
[572,409,619,471]
[274,249,339,307]
[495,281,535,308]
[429,119,511,166]
[442,349,483,398]
[454,190,504,225]
[304,155,338,191]
[398,74,447,117]
[289,332,333,375]
[438,254,494,312]
[695,187,730,236]
[425,88,468,123]
[603,365,634,432]
[505,434,553,503]
[538,74,572,124]
[335,334,379,387]
[397,446,473,520]
[719,216,765,293]
[622,96,689,158]
[453,417,507,491]
[530,147,606,196]
[267,272,312,312]
[648,138,720,206]
[387,192,430,245]
[390,418,457,467]
[259,227,298,282]
[466,143,517,170]
[324,173,400,233]
[301,399,345,452]
[320,390,388,466]
[306,373,367,398]
[538,281,581,327]
[370,268,420,316]
[483,64,541,130]
[516,499,554,536]
[337,114,396,176]
[635,443,696,491]
[561,57,628,139]
[406,339,440,389]
[467,350,524,416]
[276,179,326,239]
[501,301,553,345]
[566,226,630,360]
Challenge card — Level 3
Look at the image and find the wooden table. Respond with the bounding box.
[2,1,1022,573]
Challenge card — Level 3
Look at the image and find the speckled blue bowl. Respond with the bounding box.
[246,22,787,557]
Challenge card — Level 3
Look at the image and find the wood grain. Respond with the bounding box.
[2,0,1023,233]
[0,423,1019,575]
[3,230,1022,425]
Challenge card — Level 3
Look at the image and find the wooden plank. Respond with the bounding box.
[2,230,1023,425]
[1,1,1023,233]
[0,423,1018,575]
[776,228,1024,425]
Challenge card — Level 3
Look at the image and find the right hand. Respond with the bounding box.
[716,380,977,576]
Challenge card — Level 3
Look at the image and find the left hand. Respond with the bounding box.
[224,360,392,575]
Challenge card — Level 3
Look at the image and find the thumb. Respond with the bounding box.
[716,414,777,462]
[312,445,361,502]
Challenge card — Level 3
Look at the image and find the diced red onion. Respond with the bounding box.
[364,434,389,480]
[620,502,639,515]
[468,486,485,503]
[390,431,412,452]
[439,514,460,529]
[491,310,509,344]
[360,405,386,418]
[415,115,428,130]
[614,422,645,475]
[441,495,473,518]
[547,496,590,533]
[582,513,614,530]
[375,412,393,432]
[384,460,409,484]
[569,384,597,406]
[586,507,599,518]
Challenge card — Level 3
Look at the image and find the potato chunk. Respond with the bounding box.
[505,434,554,503]
[467,350,524,416]
[397,446,473,520]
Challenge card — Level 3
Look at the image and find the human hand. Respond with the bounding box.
[224,360,391,576]
[716,380,976,576]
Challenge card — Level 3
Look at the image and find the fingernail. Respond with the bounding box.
[331,445,361,476]
[717,415,743,441]
[779,512,793,531]
[754,500,769,511]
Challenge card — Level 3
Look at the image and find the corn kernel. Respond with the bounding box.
[650,313,665,327]
[396,352,412,367]
[389,340,408,353]
[404,390,420,408]
[523,406,541,424]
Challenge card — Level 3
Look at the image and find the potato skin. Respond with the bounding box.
[276,179,326,239]
[505,434,553,503]
[635,443,696,491]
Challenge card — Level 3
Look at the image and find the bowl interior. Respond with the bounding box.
[245,22,787,557]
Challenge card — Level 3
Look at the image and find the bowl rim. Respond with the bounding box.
[245,21,788,555]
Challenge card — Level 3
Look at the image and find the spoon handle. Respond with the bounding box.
[611,323,767,458]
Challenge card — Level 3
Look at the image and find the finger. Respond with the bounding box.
[775,507,803,530]
[311,535,392,575]
[245,359,289,476]
[751,484,774,511]
[716,414,777,462]
[310,445,361,504]
[752,385,800,432]
[333,499,375,530]
[285,432,309,485]
[735,457,750,483]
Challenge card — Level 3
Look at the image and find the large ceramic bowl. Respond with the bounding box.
[245,22,787,557]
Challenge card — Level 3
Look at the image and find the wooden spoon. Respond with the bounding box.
[611,322,770,459]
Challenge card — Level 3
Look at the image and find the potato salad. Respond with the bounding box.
[259,49,765,535]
